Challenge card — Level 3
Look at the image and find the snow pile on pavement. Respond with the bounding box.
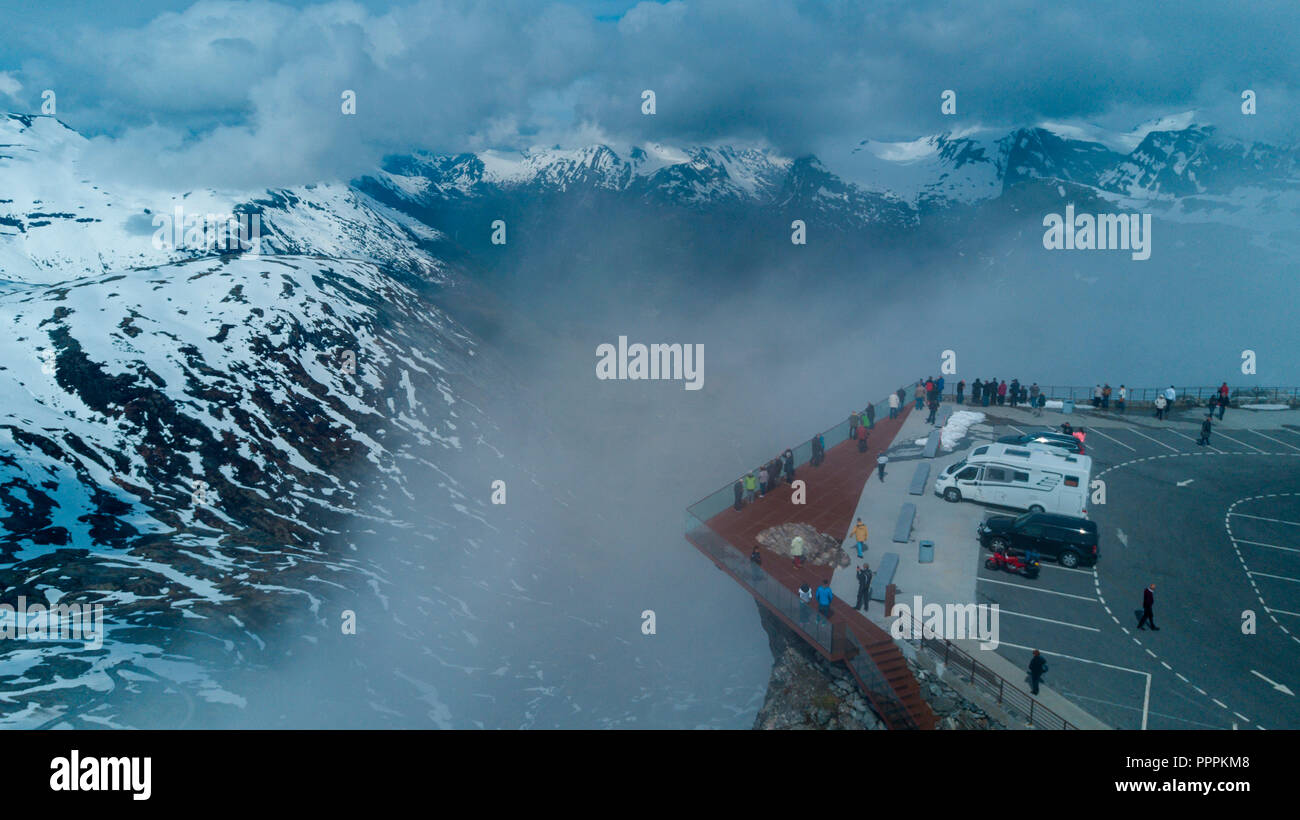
[935,410,986,451]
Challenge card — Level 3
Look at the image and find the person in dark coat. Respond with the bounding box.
[1028,650,1047,695]
[855,563,874,612]
[896,387,907,410]
[783,449,795,483]
[956,380,965,404]
[972,379,982,404]
[811,434,824,467]
[1217,393,1227,420]
[926,397,938,424]
[1009,379,1020,408]
[1137,584,1158,630]
[750,546,763,584]
[733,478,744,511]
[1198,415,1213,446]
[865,402,875,427]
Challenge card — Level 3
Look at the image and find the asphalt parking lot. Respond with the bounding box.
[966,407,1300,729]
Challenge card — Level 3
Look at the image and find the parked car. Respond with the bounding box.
[977,511,1099,568]
[997,431,1085,455]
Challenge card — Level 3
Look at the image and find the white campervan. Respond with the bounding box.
[934,443,1091,516]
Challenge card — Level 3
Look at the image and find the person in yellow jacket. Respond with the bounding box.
[851,518,869,558]
[791,535,805,569]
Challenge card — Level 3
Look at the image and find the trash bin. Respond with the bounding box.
[1062,400,1074,414]
[919,540,934,563]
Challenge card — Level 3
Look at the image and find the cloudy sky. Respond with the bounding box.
[2,0,1298,188]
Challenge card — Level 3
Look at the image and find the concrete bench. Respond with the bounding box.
[908,462,930,496]
[892,502,916,543]
[923,429,943,458]
[870,552,900,601]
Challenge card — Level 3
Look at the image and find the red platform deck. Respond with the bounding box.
[691,403,936,729]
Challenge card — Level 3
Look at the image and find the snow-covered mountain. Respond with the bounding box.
[0,114,447,285]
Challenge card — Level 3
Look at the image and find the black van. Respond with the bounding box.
[977,511,1099,568]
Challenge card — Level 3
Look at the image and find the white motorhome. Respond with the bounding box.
[934,443,1091,516]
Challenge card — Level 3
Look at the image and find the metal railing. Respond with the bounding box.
[949,385,1300,407]
[686,384,912,523]
[896,616,1077,730]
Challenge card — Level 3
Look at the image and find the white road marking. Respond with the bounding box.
[1087,427,1136,451]
[1231,512,1300,527]
[1005,424,1026,435]
[1038,563,1094,575]
[1266,607,1300,618]
[1250,669,1295,696]
[1234,538,1300,554]
[1125,427,1180,452]
[994,640,1151,729]
[997,609,1100,632]
[1116,528,1129,547]
[1240,429,1300,453]
[1248,571,1300,584]
[1176,479,1194,487]
[976,577,1100,601]
[1213,430,1266,452]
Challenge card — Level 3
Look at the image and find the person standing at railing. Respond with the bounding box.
[888,391,900,420]
[915,381,926,410]
[799,582,813,625]
[816,580,834,623]
[864,402,875,428]
[956,379,965,404]
[857,421,870,452]
[1117,384,1126,414]
[1164,385,1177,412]
[997,380,1007,406]
[1028,650,1047,695]
[758,466,769,497]
[935,376,944,404]
[743,471,757,504]
[733,477,744,511]
[849,410,860,442]
[811,434,825,467]
[783,449,795,484]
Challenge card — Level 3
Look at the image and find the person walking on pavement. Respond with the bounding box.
[897,387,907,412]
[956,379,965,404]
[857,421,869,452]
[1137,583,1158,630]
[750,546,763,584]
[1154,393,1167,420]
[1218,382,1229,420]
[865,402,875,428]
[855,563,874,612]
[743,471,757,504]
[877,455,888,482]
[849,409,860,442]
[1117,384,1126,414]
[1164,385,1177,412]
[1028,650,1047,695]
[815,580,834,623]
[888,390,900,419]
[1198,415,1213,446]
[798,582,813,625]
[733,477,744,511]
[791,535,805,569]
[851,518,869,559]
[926,396,939,424]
